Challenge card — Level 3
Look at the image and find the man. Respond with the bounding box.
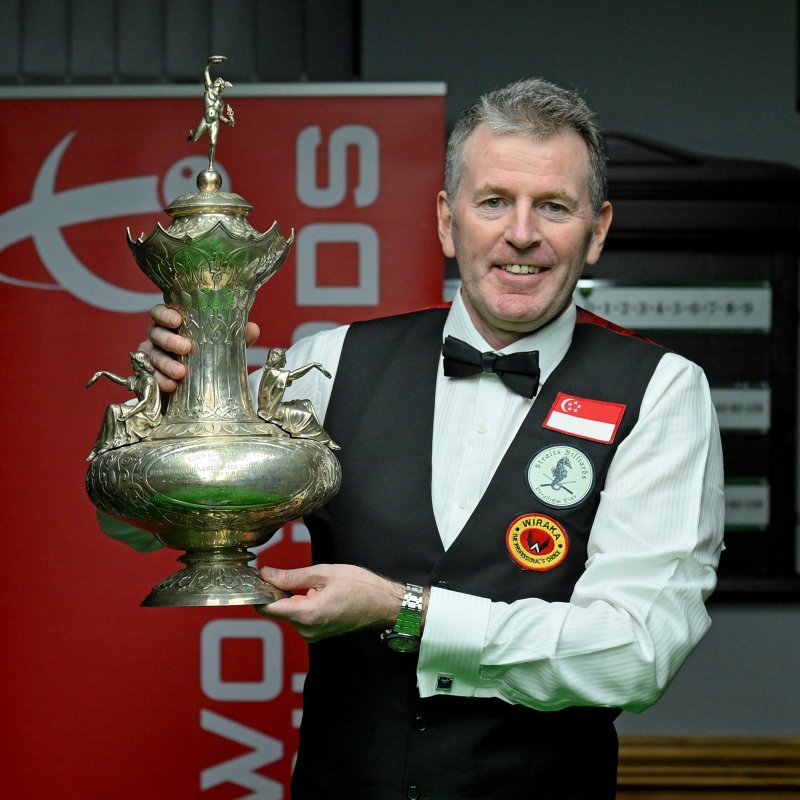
[143,78,724,799]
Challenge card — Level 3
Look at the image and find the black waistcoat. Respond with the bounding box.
[296,308,665,800]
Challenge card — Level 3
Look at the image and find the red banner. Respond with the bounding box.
[0,84,444,798]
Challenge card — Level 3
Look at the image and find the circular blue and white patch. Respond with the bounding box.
[526,445,594,509]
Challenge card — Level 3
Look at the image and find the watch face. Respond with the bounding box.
[386,633,420,653]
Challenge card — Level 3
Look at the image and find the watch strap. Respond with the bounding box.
[382,582,424,649]
[394,582,424,636]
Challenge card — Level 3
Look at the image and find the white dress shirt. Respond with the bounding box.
[248,292,725,713]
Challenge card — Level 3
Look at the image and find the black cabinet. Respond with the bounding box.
[583,134,800,596]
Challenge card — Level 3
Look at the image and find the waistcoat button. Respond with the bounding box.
[406,786,421,800]
[414,715,427,731]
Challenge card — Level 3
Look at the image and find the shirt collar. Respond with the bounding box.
[443,288,575,384]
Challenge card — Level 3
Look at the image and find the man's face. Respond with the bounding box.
[437,125,612,348]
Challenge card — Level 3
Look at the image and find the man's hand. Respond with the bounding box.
[139,303,260,392]
[254,564,413,643]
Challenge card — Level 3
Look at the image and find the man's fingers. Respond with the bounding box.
[135,337,184,393]
[139,306,259,395]
[147,323,192,357]
[253,564,405,642]
[149,304,258,349]
[149,303,183,329]
[252,587,294,619]
[260,565,318,592]
[153,370,179,393]
[138,319,192,395]
[245,320,260,348]
[253,593,302,618]
[139,338,186,378]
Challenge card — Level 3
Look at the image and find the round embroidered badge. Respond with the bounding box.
[505,514,569,571]
[526,445,594,509]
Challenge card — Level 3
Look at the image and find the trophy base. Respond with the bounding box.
[141,548,281,607]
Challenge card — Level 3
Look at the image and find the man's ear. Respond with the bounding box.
[437,191,456,259]
[585,201,613,266]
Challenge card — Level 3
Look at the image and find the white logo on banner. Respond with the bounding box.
[0,131,230,312]
[296,124,379,208]
[295,125,380,309]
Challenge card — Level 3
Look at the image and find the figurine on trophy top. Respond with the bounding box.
[84,56,342,608]
[187,55,235,188]
[159,55,255,238]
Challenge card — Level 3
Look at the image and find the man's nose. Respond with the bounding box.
[504,207,541,249]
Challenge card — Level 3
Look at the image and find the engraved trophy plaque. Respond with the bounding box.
[85,57,341,607]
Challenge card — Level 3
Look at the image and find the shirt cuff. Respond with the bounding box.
[417,587,492,697]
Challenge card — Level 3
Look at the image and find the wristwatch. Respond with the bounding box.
[381,582,424,652]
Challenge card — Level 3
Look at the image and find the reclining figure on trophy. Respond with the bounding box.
[86,351,162,461]
[257,347,340,451]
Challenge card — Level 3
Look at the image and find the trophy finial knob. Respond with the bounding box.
[197,169,222,193]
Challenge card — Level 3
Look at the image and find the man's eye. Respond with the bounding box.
[545,201,566,213]
[483,198,504,209]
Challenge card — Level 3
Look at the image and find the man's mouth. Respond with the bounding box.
[498,264,544,275]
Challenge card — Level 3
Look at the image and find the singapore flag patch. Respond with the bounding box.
[543,392,626,445]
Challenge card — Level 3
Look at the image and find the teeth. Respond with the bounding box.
[501,264,542,275]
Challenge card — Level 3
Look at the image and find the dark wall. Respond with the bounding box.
[1,0,358,84]
[7,0,798,167]
[359,0,800,169]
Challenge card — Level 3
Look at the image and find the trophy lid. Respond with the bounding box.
[165,168,253,219]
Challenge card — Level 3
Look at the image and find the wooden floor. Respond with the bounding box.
[617,736,800,799]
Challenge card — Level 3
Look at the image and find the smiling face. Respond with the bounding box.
[437,124,612,349]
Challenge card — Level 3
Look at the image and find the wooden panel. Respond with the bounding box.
[618,736,800,798]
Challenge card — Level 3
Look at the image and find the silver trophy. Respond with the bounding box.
[85,57,341,607]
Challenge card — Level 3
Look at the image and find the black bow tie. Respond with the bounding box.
[441,335,540,398]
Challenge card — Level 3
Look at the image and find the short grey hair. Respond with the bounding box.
[444,78,607,219]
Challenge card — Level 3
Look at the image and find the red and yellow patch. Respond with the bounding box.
[505,513,569,571]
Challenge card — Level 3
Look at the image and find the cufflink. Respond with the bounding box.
[436,673,454,691]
